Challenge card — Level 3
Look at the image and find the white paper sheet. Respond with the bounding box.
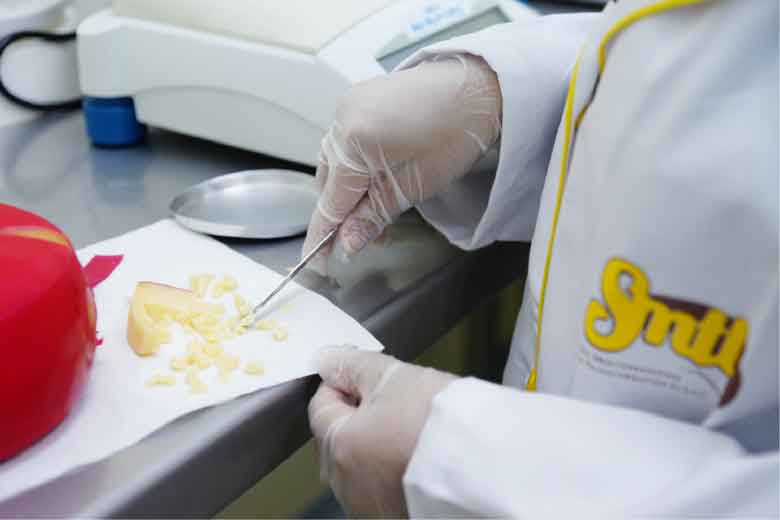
[0,220,383,502]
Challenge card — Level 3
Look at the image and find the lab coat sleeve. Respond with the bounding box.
[403,378,779,518]
[398,13,599,250]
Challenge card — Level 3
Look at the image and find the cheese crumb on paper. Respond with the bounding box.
[255,319,277,331]
[272,327,288,342]
[186,367,207,394]
[147,374,176,387]
[189,273,215,299]
[244,361,265,376]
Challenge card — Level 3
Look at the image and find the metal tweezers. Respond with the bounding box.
[251,228,337,317]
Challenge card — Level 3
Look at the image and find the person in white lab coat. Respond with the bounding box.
[303,0,779,517]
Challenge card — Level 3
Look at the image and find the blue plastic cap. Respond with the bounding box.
[83,97,146,147]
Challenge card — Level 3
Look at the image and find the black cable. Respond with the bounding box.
[0,30,81,111]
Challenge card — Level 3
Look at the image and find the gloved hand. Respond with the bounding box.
[303,54,502,275]
[308,349,457,517]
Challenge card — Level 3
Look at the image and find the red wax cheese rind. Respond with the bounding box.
[0,204,97,462]
[83,255,124,288]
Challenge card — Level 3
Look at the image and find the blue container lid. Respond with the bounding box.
[83,97,145,147]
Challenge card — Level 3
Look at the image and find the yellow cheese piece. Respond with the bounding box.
[216,353,240,371]
[216,353,240,383]
[233,294,251,317]
[147,374,176,387]
[195,355,212,370]
[170,356,188,371]
[272,327,288,342]
[255,319,277,331]
[244,361,265,376]
[186,367,207,393]
[189,273,215,299]
[221,276,238,291]
[203,343,224,358]
[211,275,238,299]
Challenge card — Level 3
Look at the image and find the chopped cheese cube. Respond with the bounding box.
[255,319,277,331]
[147,374,176,387]
[170,356,188,371]
[186,368,207,394]
[203,343,224,358]
[189,273,215,299]
[203,332,220,343]
[233,294,251,317]
[239,315,255,328]
[244,361,265,376]
[272,327,288,342]
[216,353,240,371]
[211,275,238,299]
[216,353,240,382]
[221,276,238,291]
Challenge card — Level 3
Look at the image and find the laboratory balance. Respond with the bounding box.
[77,0,536,165]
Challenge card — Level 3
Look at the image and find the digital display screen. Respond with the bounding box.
[378,8,509,72]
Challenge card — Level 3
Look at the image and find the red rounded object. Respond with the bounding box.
[0,204,97,461]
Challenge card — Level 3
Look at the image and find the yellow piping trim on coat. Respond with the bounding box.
[598,0,709,74]
[524,52,582,392]
[525,0,710,391]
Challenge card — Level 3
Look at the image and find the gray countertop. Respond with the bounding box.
[0,112,529,517]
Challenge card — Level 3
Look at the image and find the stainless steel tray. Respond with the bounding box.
[170,169,318,239]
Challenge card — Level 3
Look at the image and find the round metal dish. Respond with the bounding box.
[170,169,318,239]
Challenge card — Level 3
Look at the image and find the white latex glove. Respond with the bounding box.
[308,350,457,517]
[303,54,502,275]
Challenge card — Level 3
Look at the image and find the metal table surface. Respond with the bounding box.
[0,112,529,517]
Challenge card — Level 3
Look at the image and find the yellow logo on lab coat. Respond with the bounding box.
[584,259,747,404]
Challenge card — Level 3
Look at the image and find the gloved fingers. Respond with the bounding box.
[338,195,387,256]
[337,159,416,256]
[314,151,329,192]
[302,156,371,273]
[308,383,355,441]
[316,349,400,400]
[314,125,341,192]
[308,383,355,482]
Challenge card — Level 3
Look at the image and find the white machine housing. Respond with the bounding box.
[77,0,535,166]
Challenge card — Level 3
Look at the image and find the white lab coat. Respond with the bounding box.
[400,0,779,516]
